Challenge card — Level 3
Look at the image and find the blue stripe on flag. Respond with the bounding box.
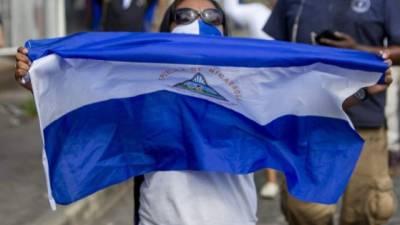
[26,32,387,79]
[43,91,363,204]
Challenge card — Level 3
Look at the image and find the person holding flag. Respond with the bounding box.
[14,0,393,225]
[15,1,259,225]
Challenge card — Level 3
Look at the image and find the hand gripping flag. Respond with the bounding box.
[26,32,387,206]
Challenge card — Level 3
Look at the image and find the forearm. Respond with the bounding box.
[343,83,390,109]
[356,45,400,65]
[342,96,360,109]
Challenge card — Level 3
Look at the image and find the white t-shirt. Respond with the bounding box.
[138,171,258,225]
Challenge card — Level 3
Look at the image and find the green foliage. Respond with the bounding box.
[22,98,37,117]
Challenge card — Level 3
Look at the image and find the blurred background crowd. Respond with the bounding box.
[0,0,275,47]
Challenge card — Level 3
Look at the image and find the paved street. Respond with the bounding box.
[0,106,50,225]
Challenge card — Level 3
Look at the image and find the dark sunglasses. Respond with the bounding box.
[173,8,224,26]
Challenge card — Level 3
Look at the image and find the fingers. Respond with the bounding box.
[385,59,393,67]
[333,31,349,40]
[320,32,358,49]
[15,46,31,77]
[17,47,28,54]
[15,58,30,78]
[14,68,32,91]
[17,61,30,71]
[378,51,393,85]
[380,50,393,85]
[366,66,392,96]
[15,68,29,80]
[319,38,342,47]
[319,37,350,48]
[16,52,31,65]
[379,50,390,60]
[385,75,393,85]
[385,68,393,85]
[15,46,33,91]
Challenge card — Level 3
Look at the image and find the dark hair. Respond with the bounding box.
[159,0,229,36]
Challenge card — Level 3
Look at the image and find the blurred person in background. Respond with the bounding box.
[387,66,400,174]
[102,0,158,31]
[263,0,400,225]
[0,14,4,47]
[86,0,103,30]
[86,0,161,32]
[221,0,276,39]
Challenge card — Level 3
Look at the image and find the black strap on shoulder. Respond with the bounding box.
[134,175,145,225]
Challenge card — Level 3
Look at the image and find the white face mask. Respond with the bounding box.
[172,20,223,36]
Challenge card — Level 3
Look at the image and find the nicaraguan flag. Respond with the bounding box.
[26,32,387,206]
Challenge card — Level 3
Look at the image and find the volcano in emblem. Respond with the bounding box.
[174,73,227,101]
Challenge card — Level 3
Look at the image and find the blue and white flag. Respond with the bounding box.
[26,32,387,206]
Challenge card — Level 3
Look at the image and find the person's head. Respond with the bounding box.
[159,0,228,36]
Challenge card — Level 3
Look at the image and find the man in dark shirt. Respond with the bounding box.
[102,0,156,32]
[264,0,400,224]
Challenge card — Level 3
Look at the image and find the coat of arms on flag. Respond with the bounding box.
[174,73,227,101]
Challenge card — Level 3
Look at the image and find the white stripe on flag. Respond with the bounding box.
[30,54,381,130]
